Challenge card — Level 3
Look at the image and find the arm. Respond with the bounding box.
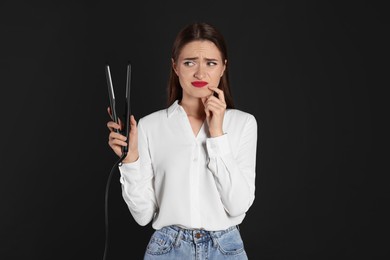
[118,119,158,226]
[206,114,258,217]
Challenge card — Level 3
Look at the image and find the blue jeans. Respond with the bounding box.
[144,225,248,259]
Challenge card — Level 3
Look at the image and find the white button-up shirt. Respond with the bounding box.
[119,100,258,231]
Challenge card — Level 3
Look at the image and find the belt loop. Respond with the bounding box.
[174,227,183,248]
[210,232,218,248]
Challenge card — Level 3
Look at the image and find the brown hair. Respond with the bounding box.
[167,22,235,109]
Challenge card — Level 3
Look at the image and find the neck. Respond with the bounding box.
[179,95,205,119]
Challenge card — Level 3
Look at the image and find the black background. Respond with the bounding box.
[1,0,388,259]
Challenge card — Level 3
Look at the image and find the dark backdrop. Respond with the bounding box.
[1,0,388,259]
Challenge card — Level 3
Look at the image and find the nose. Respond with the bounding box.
[194,64,205,79]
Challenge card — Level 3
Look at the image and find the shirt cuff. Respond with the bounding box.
[206,133,232,157]
[118,157,142,183]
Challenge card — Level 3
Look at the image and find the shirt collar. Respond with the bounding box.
[166,100,181,118]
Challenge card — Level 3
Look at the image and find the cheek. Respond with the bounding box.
[177,67,192,77]
[177,71,192,88]
[210,69,223,81]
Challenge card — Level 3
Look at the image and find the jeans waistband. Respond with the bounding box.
[157,225,239,246]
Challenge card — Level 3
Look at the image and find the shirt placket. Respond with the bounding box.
[190,140,201,227]
[178,106,202,228]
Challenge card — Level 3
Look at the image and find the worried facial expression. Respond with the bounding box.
[172,40,226,99]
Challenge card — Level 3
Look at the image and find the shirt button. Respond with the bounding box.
[193,157,198,161]
[195,233,201,238]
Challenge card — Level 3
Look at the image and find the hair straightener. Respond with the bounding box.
[105,62,132,157]
[103,62,132,260]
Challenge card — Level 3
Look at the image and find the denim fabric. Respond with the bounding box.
[144,225,248,259]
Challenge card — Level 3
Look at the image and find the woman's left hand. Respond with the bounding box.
[201,86,226,137]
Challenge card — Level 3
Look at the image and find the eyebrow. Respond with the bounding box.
[183,57,219,62]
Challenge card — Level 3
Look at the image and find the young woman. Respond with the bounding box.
[107,22,258,259]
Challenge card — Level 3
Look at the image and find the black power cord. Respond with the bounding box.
[103,62,132,260]
[103,154,126,260]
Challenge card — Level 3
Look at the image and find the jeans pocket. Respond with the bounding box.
[146,230,175,255]
[215,228,245,255]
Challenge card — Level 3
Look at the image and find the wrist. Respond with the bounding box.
[209,130,224,138]
[122,151,139,163]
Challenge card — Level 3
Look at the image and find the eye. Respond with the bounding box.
[207,61,218,66]
[183,61,195,67]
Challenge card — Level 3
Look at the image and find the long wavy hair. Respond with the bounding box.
[167,22,235,109]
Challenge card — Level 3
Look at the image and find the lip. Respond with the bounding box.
[191,81,208,88]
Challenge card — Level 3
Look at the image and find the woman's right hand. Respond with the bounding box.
[107,107,139,163]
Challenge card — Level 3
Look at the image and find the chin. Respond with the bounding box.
[184,88,213,99]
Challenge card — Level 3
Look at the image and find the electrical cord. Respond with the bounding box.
[103,153,127,260]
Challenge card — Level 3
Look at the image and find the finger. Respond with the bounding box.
[109,132,127,141]
[204,105,211,118]
[206,102,223,114]
[107,121,121,131]
[205,109,210,118]
[130,115,137,125]
[201,97,207,105]
[129,116,138,136]
[117,117,124,130]
[107,107,122,128]
[110,138,128,147]
[202,95,215,106]
[206,95,224,105]
[208,87,225,104]
[204,96,226,112]
[201,97,210,117]
[107,107,114,120]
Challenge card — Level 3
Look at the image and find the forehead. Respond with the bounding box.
[179,40,222,59]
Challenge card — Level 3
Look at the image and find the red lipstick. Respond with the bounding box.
[191,81,208,88]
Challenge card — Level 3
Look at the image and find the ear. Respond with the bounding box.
[221,59,227,77]
[171,58,178,75]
